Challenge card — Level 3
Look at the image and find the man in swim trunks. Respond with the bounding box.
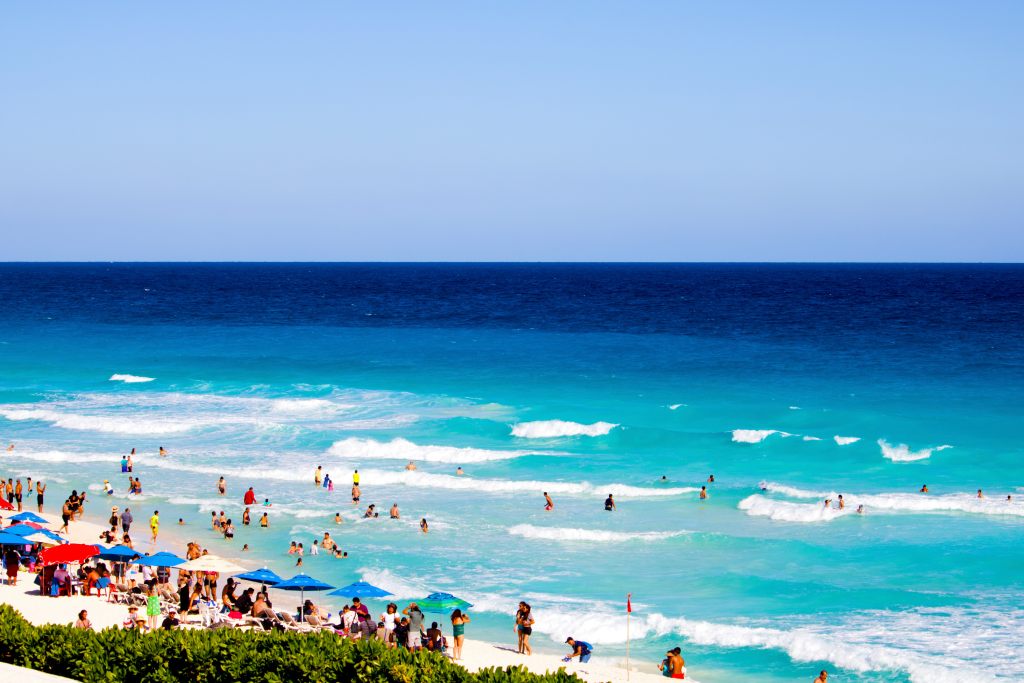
[390,503,400,519]
[813,671,828,683]
[699,486,708,500]
[36,481,45,513]
[666,647,686,678]
[604,494,616,511]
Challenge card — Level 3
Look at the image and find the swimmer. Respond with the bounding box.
[217,477,226,495]
[6,444,13,451]
[405,461,417,471]
[814,671,828,683]
[659,475,668,483]
[103,480,114,496]
[759,481,768,491]
[420,518,429,533]
[315,466,323,486]
[351,484,361,503]
[158,447,167,457]
[977,489,984,498]
[259,512,269,527]
[334,512,343,524]
[823,498,832,508]
[856,504,865,514]
[920,484,929,493]
[699,486,708,500]
[296,556,303,567]
[708,474,715,483]
[837,494,844,510]
[543,492,554,511]
[1008,495,1013,503]
[177,518,184,525]
[364,504,377,518]
[242,544,249,551]
[456,466,464,476]
[390,503,400,519]
[263,498,272,507]
[604,494,616,511]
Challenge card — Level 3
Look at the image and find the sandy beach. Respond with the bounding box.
[0,507,672,683]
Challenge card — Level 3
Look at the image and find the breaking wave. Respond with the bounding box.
[879,439,938,462]
[109,374,155,383]
[327,437,539,464]
[0,408,195,435]
[510,420,618,438]
[834,436,860,445]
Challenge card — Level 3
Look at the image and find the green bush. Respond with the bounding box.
[0,605,586,683]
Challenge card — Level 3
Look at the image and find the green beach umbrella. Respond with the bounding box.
[416,591,472,613]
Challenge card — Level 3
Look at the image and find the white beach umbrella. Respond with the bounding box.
[177,554,247,573]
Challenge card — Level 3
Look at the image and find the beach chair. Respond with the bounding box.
[304,614,335,631]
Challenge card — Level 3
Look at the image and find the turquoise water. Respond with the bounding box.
[0,264,1022,682]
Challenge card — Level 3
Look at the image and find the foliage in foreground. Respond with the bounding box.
[0,605,584,683]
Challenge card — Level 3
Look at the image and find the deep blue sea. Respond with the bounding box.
[1,264,1022,682]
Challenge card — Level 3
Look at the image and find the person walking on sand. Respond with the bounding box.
[451,609,470,660]
[121,507,133,534]
[60,498,73,533]
[515,602,534,655]
[604,494,616,511]
[36,480,45,513]
[149,510,160,542]
[813,671,828,683]
[15,479,23,511]
[544,492,554,510]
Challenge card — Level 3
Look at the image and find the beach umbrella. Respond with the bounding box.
[9,511,47,524]
[416,592,472,613]
[96,544,140,561]
[273,573,335,608]
[328,580,393,599]
[21,531,66,546]
[133,551,185,568]
[6,525,64,543]
[234,567,284,586]
[0,531,31,546]
[38,543,99,566]
[177,554,246,573]
[0,499,13,511]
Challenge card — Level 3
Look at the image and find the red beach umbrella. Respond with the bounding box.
[39,543,100,566]
[0,499,13,511]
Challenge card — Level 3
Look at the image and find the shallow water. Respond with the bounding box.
[0,263,1022,682]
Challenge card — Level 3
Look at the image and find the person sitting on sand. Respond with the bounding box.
[390,503,400,519]
[814,671,828,683]
[563,637,592,663]
[73,610,92,630]
[161,609,180,630]
[123,605,140,628]
[665,646,686,679]
[425,621,444,651]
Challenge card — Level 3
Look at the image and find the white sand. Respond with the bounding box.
[0,510,676,683]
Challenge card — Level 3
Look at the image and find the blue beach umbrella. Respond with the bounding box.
[234,567,284,586]
[133,551,185,567]
[273,573,335,608]
[96,544,141,562]
[417,592,472,614]
[6,525,64,543]
[9,512,48,524]
[327,580,393,599]
[0,531,31,546]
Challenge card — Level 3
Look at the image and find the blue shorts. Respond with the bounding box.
[580,654,591,663]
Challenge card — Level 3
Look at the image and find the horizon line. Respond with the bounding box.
[1,260,1023,266]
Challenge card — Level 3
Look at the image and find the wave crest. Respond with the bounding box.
[109,374,155,383]
[878,439,935,462]
[508,524,687,542]
[510,420,618,438]
[328,437,537,464]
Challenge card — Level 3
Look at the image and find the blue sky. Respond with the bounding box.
[1,2,1021,261]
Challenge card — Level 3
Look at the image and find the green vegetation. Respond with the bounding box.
[0,605,584,683]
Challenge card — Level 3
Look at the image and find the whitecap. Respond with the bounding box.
[731,429,778,443]
[879,439,934,462]
[109,374,155,383]
[510,420,618,438]
[834,435,861,445]
[327,437,539,464]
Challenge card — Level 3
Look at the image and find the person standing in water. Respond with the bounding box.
[259,512,269,527]
[351,483,360,503]
[920,484,929,493]
[405,461,416,471]
[217,477,226,495]
[121,455,129,473]
[544,492,554,510]
[353,469,360,486]
[604,494,616,511]
[243,487,256,505]
[158,447,167,457]
[127,453,134,472]
[420,518,429,533]
[813,671,828,683]
[36,480,46,513]
[456,466,464,476]
[699,486,708,500]
[977,489,984,498]
[390,503,400,519]
[314,466,323,486]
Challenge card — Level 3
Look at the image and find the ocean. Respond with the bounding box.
[0,263,1022,682]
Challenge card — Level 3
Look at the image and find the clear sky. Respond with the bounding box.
[1,2,1022,261]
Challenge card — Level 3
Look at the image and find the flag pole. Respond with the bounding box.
[626,593,631,681]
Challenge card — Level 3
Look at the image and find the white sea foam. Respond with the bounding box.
[109,374,155,383]
[788,406,801,410]
[668,404,685,410]
[0,408,195,435]
[508,524,688,543]
[511,420,618,438]
[879,439,936,462]
[802,436,821,441]
[327,437,538,464]
[731,429,778,443]
[834,435,860,445]
[742,487,1024,522]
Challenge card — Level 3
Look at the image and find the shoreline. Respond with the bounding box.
[0,506,672,683]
